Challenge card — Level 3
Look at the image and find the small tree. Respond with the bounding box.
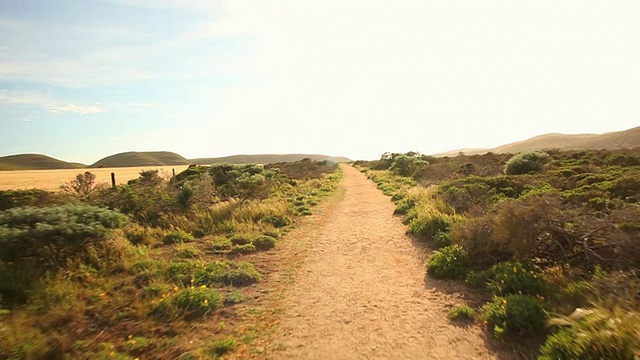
[389,154,428,177]
[504,152,549,175]
[60,172,99,197]
[208,163,277,203]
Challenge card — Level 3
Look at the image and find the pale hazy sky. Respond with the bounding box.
[0,0,638,163]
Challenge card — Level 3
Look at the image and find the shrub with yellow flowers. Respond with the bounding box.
[466,260,548,296]
[481,294,548,339]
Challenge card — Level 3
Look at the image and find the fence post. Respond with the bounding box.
[111,172,116,188]
[172,168,176,177]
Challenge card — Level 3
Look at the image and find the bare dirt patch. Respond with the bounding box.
[248,165,523,359]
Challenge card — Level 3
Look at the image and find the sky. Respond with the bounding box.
[0,0,639,164]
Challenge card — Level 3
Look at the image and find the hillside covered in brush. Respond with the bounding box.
[434,125,640,157]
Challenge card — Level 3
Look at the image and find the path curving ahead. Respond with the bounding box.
[267,165,509,359]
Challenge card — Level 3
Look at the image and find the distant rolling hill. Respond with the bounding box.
[433,126,640,157]
[189,154,352,165]
[90,151,189,168]
[0,154,86,170]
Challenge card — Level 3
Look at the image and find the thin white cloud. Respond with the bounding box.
[48,104,106,114]
[0,90,105,114]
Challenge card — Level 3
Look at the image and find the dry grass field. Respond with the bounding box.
[0,165,190,191]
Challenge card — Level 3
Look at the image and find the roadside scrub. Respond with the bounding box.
[356,149,640,357]
[0,159,343,359]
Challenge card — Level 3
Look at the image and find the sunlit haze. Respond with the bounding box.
[1,0,638,164]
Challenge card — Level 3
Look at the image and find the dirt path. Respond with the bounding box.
[263,165,513,360]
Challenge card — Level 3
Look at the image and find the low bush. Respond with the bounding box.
[252,235,276,250]
[262,214,292,228]
[504,152,549,175]
[448,305,476,321]
[0,189,56,210]
[426,245,469,279]
[408,212,459,242]
[223,290,244,306]
[154,286,222,319]
[216,262,262,286]
[208,237,232,252]
[230,234,251,245]
[0,205,128,269]
[162,230,193,245]
[166,261,262,287]
[539,306,640,360]
[475,261,548,296]
[229,243,256,254]
[175,245,202,259]
[481,294,548,339]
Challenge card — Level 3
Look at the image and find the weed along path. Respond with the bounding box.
[262,165,509,360]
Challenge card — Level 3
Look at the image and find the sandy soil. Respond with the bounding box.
[263,164,517,360]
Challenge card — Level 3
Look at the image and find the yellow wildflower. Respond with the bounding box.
[200,285,207,289]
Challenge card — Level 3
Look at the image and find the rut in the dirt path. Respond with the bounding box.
[267,165,512,360]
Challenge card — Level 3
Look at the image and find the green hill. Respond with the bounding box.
[90,151,189,168]
[434,126,640,156]
[189,154,351,165]
[0,154,86,170]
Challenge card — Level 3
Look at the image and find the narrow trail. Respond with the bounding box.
[265,165,513,359]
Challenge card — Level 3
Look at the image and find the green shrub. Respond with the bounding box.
[230,244,256,254]
[481,294,547,339]
[252,235,276,251]
[165,261,198,285]
[408,213,459,241]
[433,231,452,249]
[389,154,428,177]
[539,306,640,360]
[175,245,202,259]
[0,189,55,210]
[504,152,549,175]
[480,261,548,296]
[0,205,128,268]
[296,205,312,215]
[162,230,193,245]
[154,286,222,318]
[448,305,476,321]
[394,197,416,215]
[216,262,262,286]
[223,290,244,306]
[208,163,277,202]
[123,224,162,246]
[262,214,292,228]
[208,237,232,252]
[230,234,251,245]
[426,245,469,279]
[102,171,177,226]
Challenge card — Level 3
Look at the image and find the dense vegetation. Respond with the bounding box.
[355,149,640,358]
[0,158,342,359]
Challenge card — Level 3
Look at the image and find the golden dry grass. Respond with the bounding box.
[0,165,190,191]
